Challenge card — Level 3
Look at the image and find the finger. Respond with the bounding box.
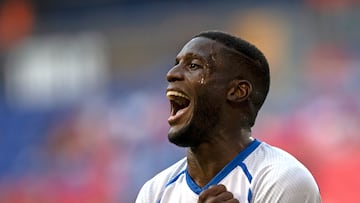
[200,184,227,197]
[199,195,239,203]
[207,184,227,195]
[225,199,239,203]
[216,191,234,201]
[198,185,227,202]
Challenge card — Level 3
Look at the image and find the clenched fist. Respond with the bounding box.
[197,184,239,203]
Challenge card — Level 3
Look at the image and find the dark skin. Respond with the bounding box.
[166,37,254,202]
[198,185,239,203]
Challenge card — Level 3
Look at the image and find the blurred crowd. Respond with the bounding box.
[0,0,360,202]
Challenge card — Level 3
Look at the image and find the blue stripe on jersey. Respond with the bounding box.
[239,162,252,182]
[185,140,261,195]
[240,163,253,203]
[247,188,252,203]
[160,170,187,203]
[165,170,186,187]
[186,170,203,194]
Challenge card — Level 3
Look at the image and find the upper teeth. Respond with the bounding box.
[166,91,189,100]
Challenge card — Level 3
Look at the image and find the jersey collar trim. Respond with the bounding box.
[185,139,261,195]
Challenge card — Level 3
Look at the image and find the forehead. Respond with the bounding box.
[177,37,226,59]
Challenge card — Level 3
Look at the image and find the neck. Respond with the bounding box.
[186,128,253,187]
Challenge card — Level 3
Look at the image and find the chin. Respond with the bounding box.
[168,125,192,147]
[167,122,205,148]
[167,111,195,147]
[167,96,221,148]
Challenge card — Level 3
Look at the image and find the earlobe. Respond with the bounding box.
[227,80,252,102]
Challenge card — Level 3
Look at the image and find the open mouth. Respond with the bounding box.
[166,90,191,122]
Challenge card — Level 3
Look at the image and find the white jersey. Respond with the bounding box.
[136,140,321,203]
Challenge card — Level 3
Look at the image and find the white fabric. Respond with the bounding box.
[135,140,321,203]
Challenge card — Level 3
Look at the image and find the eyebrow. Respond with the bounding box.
[176,53,208,63]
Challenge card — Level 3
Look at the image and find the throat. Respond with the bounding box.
[187,161,223,188]
[186,147,233,188]
[186,135,254,188]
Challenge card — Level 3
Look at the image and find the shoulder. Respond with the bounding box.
[248,142,321,202]
[135,157,187,203]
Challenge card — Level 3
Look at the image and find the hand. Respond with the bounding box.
[197,184,239,203]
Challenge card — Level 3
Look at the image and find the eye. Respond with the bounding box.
[188,59,203,70]
[189,63,200,70]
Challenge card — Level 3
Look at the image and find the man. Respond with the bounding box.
[136,31,321,203]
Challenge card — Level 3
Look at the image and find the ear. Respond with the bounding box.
[227,80,252,102]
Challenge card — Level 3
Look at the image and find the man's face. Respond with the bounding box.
[166,37,229,147]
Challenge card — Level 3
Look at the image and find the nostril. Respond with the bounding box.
[166,73,177,82]
[166,66,182,82]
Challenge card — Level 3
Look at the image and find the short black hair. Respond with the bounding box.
[194,30,270,126]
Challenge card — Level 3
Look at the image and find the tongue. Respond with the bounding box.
[174,96,189,109]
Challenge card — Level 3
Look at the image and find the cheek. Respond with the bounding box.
[200,67,212,85]
[199,77,205,85]
[184,69,205,86]
[187,65,212,86]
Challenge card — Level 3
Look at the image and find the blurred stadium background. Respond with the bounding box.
[0,0,360,202]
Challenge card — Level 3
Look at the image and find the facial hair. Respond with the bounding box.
[168,91,221,147]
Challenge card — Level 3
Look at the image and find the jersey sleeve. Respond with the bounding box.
[252,164,321,203]
[135,181,152,203]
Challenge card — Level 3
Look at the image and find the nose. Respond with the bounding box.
[166,65,183,82]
